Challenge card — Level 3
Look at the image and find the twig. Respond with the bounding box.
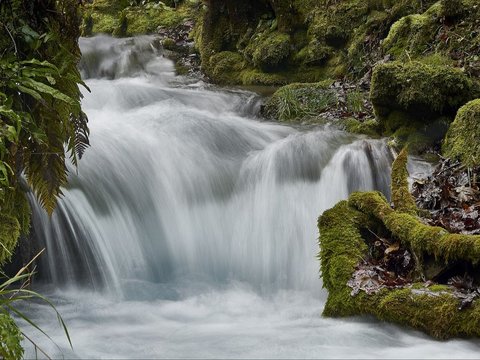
[3,24,18,56]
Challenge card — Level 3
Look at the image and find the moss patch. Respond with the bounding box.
[390,148,417,215]
[371,61,478,124]
[246,31,291,72]
[344,118,381,137]
[443,99,480,167]
[82,0,198,36]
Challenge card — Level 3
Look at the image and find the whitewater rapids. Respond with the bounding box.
[21,36,480,358]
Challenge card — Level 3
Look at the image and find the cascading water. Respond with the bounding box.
[21,36,480,358]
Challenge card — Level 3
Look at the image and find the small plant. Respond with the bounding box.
[346,88,365,114]
[0,250,71,360]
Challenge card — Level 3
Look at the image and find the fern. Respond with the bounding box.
[0,0,89,214]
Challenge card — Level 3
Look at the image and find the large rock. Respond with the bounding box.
[443,99,480,166]
[371,61,478,130]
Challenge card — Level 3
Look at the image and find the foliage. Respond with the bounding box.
[0,313,23,360]
[263,80,336,121]
[0,0,89,214]
[0,251,72,360]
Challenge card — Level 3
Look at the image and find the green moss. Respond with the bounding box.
[390,148,417,215]
[245,31,291,72]
[349,191,480,264]
[371,61,478,129]
[344,118,381,137]
[382,3,441,58]
[162,38,177,51]
[376,287,480,339]
[318,201,368,293]
[125,6,184,35]
[91,13,117,34]
[83,0,198,36]
[263,80,336,121]
[443,99,480,167]
[382,0,480,77]
[207,51,246,84]
[239,69,287,86]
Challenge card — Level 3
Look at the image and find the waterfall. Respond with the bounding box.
[22,36,480,359]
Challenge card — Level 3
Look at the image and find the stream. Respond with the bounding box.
[21,35,480,358]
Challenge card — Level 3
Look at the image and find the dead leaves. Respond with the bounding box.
[412,158,480,234]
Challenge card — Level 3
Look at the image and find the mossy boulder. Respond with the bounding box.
[208,52,246,84]
[382,2,443,59]
[382,0,480,77]
[319,154,480,338]
[370,61,479,150]
[81,0,198,36]
[443,99,480,167]
[371,61,478,124]
[247,31,291,72]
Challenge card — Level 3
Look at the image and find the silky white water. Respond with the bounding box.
[21,36,480,358]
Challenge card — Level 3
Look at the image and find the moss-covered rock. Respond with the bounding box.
[382,2,443,59]
[382,0,480,77]
[247,31,291,72]
[81,0,198,36]
[371,61,478,124]
[344,118,381,138]
[208,52,246,84]
[370,60,479,151]
[443,99,480,167]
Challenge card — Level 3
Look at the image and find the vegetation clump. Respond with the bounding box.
[262,80,336,121]
[0,0,86,356]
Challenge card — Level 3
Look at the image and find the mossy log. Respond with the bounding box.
[318,149,480,339]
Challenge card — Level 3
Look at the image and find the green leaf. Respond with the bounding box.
[21,79,77,106]
[14,84,43,101]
